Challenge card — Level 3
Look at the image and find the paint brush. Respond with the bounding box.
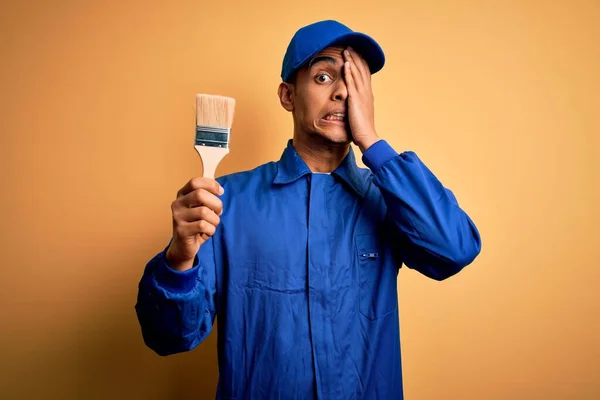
[195,94,236,178]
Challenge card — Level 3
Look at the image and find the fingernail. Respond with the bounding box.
[219,209,224,216]
[219,186,225,195]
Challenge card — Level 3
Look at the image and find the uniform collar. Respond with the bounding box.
[273,140,368,198]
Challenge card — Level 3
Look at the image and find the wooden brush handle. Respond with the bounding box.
[194,145,229,179]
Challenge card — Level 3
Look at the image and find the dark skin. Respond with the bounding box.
[278,45,380,172]
[166,46,382,271]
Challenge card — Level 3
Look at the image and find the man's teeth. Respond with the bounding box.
[325,113,345,121]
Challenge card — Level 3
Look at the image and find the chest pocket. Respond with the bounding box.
[356,234,398,320]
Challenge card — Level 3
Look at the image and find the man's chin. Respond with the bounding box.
[314,127,352,144]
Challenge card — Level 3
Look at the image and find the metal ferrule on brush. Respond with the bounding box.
[195,125,230,148]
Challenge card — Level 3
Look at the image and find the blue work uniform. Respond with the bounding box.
[135,139,482,399]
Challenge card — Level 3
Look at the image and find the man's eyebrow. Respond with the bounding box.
[308,56,338,69]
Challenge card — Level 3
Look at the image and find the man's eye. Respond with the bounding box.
[316,74,331,83]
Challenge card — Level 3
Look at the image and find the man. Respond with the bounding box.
[136,20,482,399]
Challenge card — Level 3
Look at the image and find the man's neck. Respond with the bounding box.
[292,134,350,173]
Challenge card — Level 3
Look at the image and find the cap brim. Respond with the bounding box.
[295,32,385,77]
[329,32,385,75]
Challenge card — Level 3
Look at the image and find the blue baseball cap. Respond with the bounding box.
[281,20,386,82]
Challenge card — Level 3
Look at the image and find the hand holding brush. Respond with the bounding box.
[165,94,236,271]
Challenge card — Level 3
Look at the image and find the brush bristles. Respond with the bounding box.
[195,94,236,129]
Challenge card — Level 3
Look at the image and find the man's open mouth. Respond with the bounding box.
[323,112,346,122]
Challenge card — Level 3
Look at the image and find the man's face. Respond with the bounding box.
[288,46,351,144]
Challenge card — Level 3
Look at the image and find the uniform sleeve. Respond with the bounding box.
[362,140,482,280]
[135,238,218,356]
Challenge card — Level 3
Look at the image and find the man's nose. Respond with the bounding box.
[332,79,348,101]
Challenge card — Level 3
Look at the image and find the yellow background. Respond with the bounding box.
[1,1,598,399]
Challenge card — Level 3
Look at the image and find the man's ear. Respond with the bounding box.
[278,82,294,112]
